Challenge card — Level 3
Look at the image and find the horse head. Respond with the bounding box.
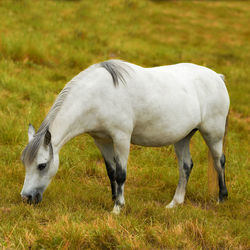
[21,124,59,204]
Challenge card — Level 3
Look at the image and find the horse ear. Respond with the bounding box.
[44,130,51,146]
[28,124,35,142]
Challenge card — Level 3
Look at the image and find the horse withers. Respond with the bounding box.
[21,60,230,214]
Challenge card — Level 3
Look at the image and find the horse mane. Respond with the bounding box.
[100,60,130,87]
[22,79,75,165]
[22,60,130,165]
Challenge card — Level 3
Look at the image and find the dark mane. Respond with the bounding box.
[100,60,130,87]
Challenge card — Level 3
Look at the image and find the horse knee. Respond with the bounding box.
[115,159,126,185]
[104,160,116,181]
[220,154,225,169]
[183,159,193,181]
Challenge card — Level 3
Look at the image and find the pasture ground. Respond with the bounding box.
[0,0,249,249]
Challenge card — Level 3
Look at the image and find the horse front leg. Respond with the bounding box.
[94,140,117,201]
[112,134,131,214]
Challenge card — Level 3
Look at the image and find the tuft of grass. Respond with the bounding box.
[0,0,249,249]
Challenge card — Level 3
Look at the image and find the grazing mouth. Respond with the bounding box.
[21,191,43,204]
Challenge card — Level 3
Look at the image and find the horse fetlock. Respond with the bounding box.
[112,193,117,201]
[115,197,125,207]
[112,198,125,214]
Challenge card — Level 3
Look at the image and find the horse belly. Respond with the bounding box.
[131,102,200,147]
[131,124,193,146]
[131,131,180,146]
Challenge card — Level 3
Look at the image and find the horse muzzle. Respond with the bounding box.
[21,189,43,204]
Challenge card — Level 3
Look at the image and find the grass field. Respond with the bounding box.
[0,0,249,249]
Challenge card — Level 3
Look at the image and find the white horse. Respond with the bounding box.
[21,60,230,214]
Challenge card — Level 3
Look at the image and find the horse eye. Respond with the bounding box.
[38,163,47,171]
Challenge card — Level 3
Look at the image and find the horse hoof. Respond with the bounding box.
[166,200,176,208]
[166,199,183,208]
[112,205,121,215]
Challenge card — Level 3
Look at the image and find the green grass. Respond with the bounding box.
[0,0,249,249]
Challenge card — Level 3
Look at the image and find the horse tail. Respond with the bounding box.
[208,148,217,196]
[219,72,229,147]
[218,73,225,82]
[223,110,229,147]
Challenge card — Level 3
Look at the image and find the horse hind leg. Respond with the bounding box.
[201,131,228,202]
[166,130,196,208]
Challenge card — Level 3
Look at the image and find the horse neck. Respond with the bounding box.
[49,112,80,154]
[48,66,102,153]
[49,88,89,154]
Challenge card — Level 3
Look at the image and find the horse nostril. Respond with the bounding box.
[27,195,33,204]
[21,194,33,203]
[21,196,28,202]
[34,192,43,204]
